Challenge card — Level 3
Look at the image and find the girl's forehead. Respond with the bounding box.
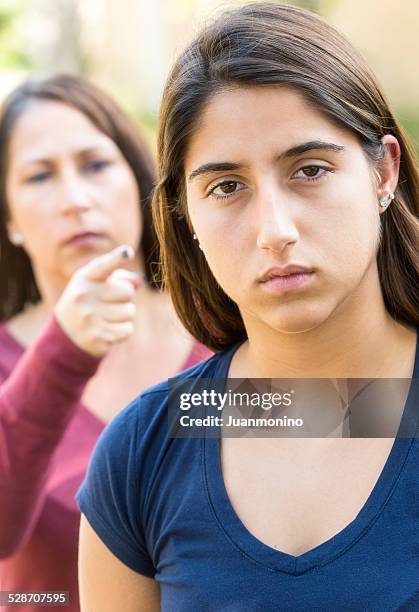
[200,86,323,125]
[184,86,353,171]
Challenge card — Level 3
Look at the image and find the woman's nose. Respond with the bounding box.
[255,189,299,253]
[59,172,93,213]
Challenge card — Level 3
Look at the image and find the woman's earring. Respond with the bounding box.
[193,233,204,251]
[378,193,394,209]
[10,231,24,246]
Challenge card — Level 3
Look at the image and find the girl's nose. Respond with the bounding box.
[256,189,299,253]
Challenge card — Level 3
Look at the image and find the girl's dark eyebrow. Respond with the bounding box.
[279,140,345,160]
[188,161,241,182]
[187,140,345,182]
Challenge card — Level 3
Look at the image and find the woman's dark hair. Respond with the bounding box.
[0,74,159,321]
[153,2,419,351]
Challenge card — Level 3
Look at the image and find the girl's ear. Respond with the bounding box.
[375,134,401,201]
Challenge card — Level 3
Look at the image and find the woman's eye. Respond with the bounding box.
[293,165,331,181]
[209,180,244,200]
[27,171,51,184]
[85,159,111,173]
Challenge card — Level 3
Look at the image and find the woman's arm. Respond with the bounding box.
[0,314,102,558]
[78,515,160,612]
[0,248,145,557]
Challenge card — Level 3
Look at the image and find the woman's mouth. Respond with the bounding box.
[65,232,105,247]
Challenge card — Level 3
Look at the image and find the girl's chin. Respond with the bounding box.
[263,306,330,335]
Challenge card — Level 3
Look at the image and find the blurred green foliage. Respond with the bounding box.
[0,0,417,155]
[0,0,32,69]
[397,112,419,153]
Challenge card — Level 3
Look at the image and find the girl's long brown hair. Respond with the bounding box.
[153,2,418,351]
[0,74,159,321]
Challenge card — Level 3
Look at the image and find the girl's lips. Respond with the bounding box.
[260,271,314,294]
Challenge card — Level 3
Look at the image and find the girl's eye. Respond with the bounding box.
[27,171,51,184]
[209,180,244,200]
[293,165,332,182]
[85,159,111,173]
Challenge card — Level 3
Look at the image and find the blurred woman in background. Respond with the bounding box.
[0,74,211,611]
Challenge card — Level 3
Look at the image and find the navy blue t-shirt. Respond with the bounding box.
[76,331,419,611]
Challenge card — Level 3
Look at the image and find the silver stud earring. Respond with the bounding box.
[193,233,203,251]
[10,231,24,246]
[379,193,394,208]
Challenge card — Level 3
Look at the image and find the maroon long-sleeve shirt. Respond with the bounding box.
[0,314,211,611]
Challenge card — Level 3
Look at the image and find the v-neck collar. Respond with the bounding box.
[203,329,419,575]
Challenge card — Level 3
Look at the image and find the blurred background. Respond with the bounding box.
[1,0,418,153]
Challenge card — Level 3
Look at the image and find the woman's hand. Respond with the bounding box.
[54,245,142,357]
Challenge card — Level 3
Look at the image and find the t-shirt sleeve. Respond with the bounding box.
[75,396,155,578]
